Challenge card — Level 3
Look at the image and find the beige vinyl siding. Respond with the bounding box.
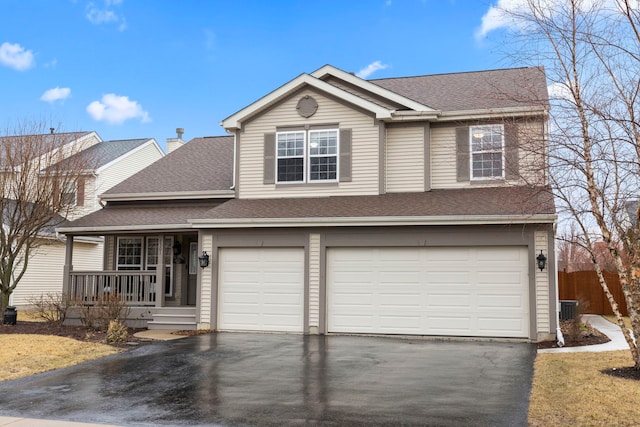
[198,234,213,329]
[385,126,425,193]
[516,119,547,186]
[11,239,103,306]
[430,125,459,188]
[308,233,321,330]
[535,230,551,337]
[238,89,380,199]
[97,142,163,197]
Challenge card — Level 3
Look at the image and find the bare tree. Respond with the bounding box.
[493,0,640,367]
[0,121,95,313]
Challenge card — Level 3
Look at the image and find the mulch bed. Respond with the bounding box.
[0,320,151,348]
[536,320,610,349]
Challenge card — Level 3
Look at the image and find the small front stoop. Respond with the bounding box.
[147,307,197,331]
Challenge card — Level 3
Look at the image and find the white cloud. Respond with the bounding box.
[356,61,390,79]
[0,42,34,71]
[86,1,127,31]
[86,94,150,124]
[547,82,573,101]
[40,87,71,103]
[475,0,530,40]
[475,0,638,39]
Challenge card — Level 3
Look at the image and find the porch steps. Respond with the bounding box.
[147,307,197,331]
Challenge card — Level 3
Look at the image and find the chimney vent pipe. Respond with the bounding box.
[176,128,184,139]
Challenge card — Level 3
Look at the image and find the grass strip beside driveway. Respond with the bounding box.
[0,334,121,381]
[529,350,640,426]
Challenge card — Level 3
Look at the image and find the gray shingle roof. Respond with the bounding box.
[59,204,221,232]
[59,186,554,231]
[104,136,234,195]
[56,138,154,170]
[370,67,549,111]
[199,186,555,221]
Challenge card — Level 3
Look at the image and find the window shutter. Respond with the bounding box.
[504,123,519,180]
[76,178,85,207]
[456,127,470,182]
[339,128,352,182]
[264,133,276,184]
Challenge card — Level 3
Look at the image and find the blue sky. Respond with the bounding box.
[0,0,512,150]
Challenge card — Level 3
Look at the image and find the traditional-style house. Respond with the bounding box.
[59,65,557,341]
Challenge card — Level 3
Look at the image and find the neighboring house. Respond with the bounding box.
[59,65,558,342]
[9,132,164,306]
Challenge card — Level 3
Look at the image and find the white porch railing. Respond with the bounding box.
[68,270,157,306]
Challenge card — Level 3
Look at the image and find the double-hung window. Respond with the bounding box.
[470,124,504,179]
[276,129,338,183]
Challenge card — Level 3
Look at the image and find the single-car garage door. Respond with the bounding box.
[218,248,304,332]
[327,247,529,338]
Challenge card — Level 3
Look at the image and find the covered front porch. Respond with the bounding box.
[62,231,205,330]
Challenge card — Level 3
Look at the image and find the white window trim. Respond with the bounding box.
[469,124,505,180]
[116,236,143,270]
[275,129,339,184]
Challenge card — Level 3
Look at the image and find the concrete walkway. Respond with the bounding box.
[538,314,631,354]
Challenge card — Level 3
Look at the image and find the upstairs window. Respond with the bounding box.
[470,125,504,179]
[277,131,305,182]
[276,129,338,183]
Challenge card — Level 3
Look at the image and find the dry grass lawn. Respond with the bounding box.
[529,350,640,426]
[0,310,133,382]
[0,334,121,381]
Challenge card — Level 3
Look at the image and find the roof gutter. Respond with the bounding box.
[189,213,558,229]
[57,223,195,235]
[100,190,235,202]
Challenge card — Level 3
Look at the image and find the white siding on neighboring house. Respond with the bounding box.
[96,142,163,198]
[238,88,381,199]
[385,126,425,193]
[11,239,103,306]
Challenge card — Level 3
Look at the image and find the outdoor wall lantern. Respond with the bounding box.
[536,250,547,271]
[199,251,210,268]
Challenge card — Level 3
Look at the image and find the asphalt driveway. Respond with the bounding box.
[0,333,535,426]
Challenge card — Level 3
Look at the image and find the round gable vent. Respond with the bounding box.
[296,95,318,118]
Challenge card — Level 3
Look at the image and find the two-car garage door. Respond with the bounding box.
[327,247,530,338]
[218,246,530,338]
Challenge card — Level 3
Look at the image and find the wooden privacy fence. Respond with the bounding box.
[558,270,628,316]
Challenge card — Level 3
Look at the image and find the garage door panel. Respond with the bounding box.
[327,247,529,338]
[219,248,304,332]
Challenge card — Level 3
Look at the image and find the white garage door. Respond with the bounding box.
[327,247,530,338]
[218,248,304,332]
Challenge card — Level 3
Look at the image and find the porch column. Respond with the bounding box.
[62,235,74,295]
[155,234,165,307]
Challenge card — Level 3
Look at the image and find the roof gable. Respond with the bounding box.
[221,72,396,130]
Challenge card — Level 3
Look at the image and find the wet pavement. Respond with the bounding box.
[0,333,536,426]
